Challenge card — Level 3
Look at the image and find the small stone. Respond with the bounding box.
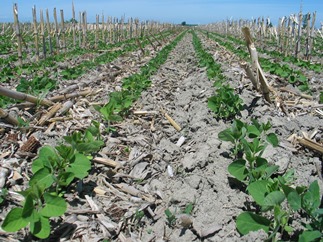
[177,214,193,228]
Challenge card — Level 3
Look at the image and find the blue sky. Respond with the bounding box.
[0,0,322,26]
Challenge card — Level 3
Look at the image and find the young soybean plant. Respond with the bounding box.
[1,122,103,239]
[208,85,243,120]
[219,119,323,241]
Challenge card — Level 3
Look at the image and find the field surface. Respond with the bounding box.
[0,29,322,241]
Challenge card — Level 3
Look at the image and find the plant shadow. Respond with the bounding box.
[246,96,261,116]
[228,177,247,193]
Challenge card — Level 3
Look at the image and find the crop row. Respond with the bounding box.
[0,29,187,239]
[0,30,176,108]
[213,32,322,73]
[191,29,322,242]
[191,30,243,120]
[200,30,313,93]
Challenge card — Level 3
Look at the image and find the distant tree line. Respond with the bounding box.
[181,21,198,26]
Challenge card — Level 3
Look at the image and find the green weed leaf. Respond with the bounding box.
[1,208,29,232]
[236,212,270,235]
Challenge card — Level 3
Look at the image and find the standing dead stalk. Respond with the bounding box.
[13,4,23,65]
[242,27,273,103]
[32,5,39,61]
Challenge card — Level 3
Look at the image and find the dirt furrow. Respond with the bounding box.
[111,32,249,241]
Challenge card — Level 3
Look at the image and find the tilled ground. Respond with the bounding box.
[0,30,322,242]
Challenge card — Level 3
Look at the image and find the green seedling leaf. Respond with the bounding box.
[263,191,285,209]
[289,75,297,84]
[228,159,248,181]
[302,180,321,214]
[32,146,59,174]
[30,216,50,239]
[165,209,176,226]
[184,203,194,215]
[109,114,123,122]
[263,121,272,132]
[247,125,261,138]
[264,165,279,178]
[308,180,320,209]
[299,230,322,242]
[251,162,268,181]
[281,183,294,196]
[319,92,323,104]
[0,188,8,204]
[314,208,323,216]
[255,157,268,167]
[67,153,91,179]
[296,185,307,195]
[135,210,145,221]
[236,212,270,235]
[299,75,308,83]
[22,195,39,223]
[57,172,75,187]
[19,184,43,200]
[40,193,67,217]
[287,191,302,211]
[76,140,104,154]
[233,120,247,138]
[299,84,310,92]
[266,133,279,147]
[280,169,296,185]
[29,168,55,191]
[247,180,270,206]
[241,139,253,161]
[284,225,294,233]
[218,129,235,143]
[56,145,74,160]
[1,208,29,232]
[165,211,177,225]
